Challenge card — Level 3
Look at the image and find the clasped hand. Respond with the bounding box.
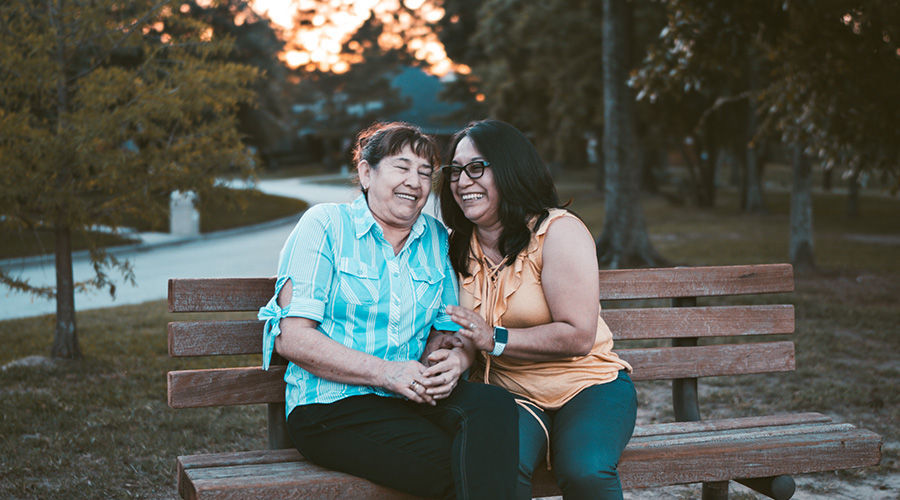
[446,305,494,352]
[382,347,466,406]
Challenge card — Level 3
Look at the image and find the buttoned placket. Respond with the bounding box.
[386,257,403,347]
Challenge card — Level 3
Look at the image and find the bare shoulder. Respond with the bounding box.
[543,214,595,252]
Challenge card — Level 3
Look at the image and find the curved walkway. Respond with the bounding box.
[0,177,365,321]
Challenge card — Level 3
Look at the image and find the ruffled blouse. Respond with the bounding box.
[461,209,631,410]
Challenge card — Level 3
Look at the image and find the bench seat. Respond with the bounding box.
[176,413,881,500]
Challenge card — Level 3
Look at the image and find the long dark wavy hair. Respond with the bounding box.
[438,120,567,277]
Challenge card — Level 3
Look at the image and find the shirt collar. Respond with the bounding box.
[350,194,427,243]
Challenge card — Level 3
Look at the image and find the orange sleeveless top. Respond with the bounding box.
[461,209,631,410]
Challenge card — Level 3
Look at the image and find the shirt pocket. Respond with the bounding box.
[336,258,380,305]
[410,266,444,311]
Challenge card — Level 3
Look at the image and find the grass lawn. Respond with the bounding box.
[1,170,898,499]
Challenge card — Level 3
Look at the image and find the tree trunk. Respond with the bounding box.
[596,0,664,269]
[789,146,815,272]
[743,47,766,213]
[822,166,833,192]
[846,169,861,218]
[49,0,81,360]
[51,223,82,359]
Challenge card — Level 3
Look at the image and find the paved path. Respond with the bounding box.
[0,177,366,321]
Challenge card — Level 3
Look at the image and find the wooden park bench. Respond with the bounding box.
[167,263,882,500]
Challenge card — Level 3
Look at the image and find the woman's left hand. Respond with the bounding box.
[446,305,494,352]
[421,349,464,399]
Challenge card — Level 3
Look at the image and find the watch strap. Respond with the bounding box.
[490,326,508,356]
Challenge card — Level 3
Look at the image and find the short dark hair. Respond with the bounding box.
[438,119,565,277]
[352,122,439,174]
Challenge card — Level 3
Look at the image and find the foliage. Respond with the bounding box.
[0,0,260,357]
[434,0,666,168]
[633,0,900,194]
[181,0,294,162]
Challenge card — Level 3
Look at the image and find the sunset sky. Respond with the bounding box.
[246,0,464,75]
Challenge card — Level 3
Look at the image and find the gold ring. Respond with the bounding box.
[409,381,419,390]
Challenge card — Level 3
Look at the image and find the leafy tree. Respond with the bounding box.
[0,0,259,358]
[633,0,900,270]
[184,0,292,165]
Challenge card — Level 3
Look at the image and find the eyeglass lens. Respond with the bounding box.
[449,161,486,181]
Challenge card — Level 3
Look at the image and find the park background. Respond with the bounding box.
[1,0,898,499]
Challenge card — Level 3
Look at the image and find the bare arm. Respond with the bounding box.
[452,216,599,360]
[274,280,437,405]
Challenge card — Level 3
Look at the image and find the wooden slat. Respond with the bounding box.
[167,343,794,408]
[166,265,792,314]
[168,366,286,408]
[597,264,794,300]
[616,426,882,489]
[167,305,795,358]
[175,419,882,500]
[184,461,427,500]
[169,320,263,357]
[603,305,794,340]
[620,342,795,381]
[632,412,832,438]
[168,278,276,313]
[178,450,304,500]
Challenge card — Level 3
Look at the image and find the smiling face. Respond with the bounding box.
[450,136,502,230]
[359,143,433,232]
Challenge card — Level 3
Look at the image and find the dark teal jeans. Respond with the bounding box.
[288,380,519,500]
[517,371,637,500]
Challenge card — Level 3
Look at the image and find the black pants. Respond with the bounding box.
[287,380,519,500]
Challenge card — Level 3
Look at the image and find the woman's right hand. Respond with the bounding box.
[380,359,437,406]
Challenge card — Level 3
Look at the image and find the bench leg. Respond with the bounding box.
[267,402,293,449]
[737,475,796,500]
[702,481,729,500]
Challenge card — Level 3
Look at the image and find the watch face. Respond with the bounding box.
[493,326,509,344]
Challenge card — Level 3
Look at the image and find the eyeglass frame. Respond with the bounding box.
[441,160,490,182]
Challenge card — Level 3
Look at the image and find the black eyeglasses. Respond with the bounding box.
[441,160,490,182]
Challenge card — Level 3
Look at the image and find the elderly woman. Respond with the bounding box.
[438,120,637,500]
[258,122,518,500]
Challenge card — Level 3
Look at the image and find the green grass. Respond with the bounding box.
[2,169,899,499]
[0,190,307,260]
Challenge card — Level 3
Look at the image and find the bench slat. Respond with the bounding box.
[168,366,285,409]
[168,278,275,313]
[603,304,794,340]
[185,460,426,500]
[167,342,794,408]
[167,305,794,357]
[168,320,262,357]
[620,342,794,381]
[597,264,794,300]
[176,419,882,500]
[166,264,794,314]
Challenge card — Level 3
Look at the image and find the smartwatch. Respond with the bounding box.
[490,326,508,357]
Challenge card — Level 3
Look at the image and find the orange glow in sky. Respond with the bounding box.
[249,0,458,75]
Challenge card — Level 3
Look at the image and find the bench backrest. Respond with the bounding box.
[167,263,794,412]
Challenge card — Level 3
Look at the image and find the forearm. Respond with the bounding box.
[275,319,388,388]
[498,322,594,361]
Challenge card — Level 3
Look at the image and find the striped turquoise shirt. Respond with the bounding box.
[259,195,459,415]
